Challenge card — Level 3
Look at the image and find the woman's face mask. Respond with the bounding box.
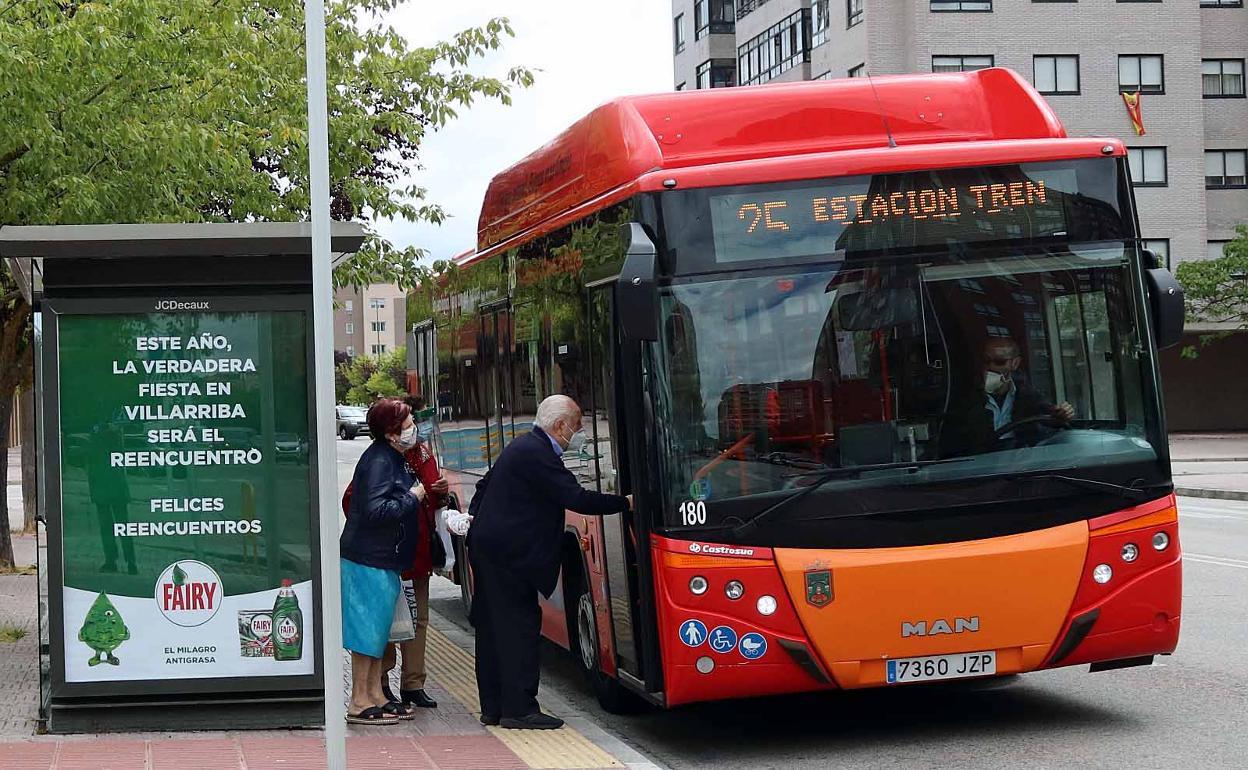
[395,423,419,450]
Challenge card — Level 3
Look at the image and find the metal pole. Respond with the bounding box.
[303,1,346,768]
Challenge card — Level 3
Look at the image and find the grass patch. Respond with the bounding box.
[0,564,36,576]
[0,625,28,643]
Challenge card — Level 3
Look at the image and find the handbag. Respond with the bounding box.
[429,520,447,571]
[388,579,416,642]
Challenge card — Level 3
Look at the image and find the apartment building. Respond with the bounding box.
[332,283,407,359]
[671,0,1248,429]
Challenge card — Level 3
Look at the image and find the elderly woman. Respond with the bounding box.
[340,398,425,725]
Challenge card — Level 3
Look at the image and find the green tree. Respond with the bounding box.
[0,1,532,566]
[341,346,407,405]
[1175,225,1248,358]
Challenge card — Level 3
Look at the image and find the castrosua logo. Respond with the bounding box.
[155,560,223,627]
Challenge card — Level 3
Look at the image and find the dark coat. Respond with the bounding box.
[340,439,421,572]
[467,426,629,597]
[940,383,1055,458]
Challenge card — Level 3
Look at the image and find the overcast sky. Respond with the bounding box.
[374,1,674,263]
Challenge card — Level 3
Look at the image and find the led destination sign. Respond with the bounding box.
[708,161,1118,264]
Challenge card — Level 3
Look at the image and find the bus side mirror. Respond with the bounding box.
[617,223,659,342]
[1145,268,1184,350]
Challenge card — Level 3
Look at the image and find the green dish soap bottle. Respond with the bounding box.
[272,579,303,661]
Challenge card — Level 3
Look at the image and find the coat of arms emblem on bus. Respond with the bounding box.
[804,569,832,608]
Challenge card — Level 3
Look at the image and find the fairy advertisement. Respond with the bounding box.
[56,309,315,683]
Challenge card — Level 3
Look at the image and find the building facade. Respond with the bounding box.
[332,283,407,359]
[671,0,1248,429]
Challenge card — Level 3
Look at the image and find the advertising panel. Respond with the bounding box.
[56,308,316,683]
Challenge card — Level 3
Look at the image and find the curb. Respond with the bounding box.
[1175,487,1248,502]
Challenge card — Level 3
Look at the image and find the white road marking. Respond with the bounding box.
[1184,553,1248,570]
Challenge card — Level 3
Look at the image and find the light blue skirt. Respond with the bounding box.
[340,558,400,658]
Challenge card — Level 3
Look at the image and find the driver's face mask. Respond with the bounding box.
[984,369,1012,396]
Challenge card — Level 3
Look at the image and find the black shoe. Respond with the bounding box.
[381,679,397,704]
[480,713,500,726]
[499,712,564,730]
[401,688,437,708]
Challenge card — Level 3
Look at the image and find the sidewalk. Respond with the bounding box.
[0,574,660,770]
[1169,433,1248,502]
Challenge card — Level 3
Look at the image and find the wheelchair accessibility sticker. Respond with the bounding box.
[709,625,738,654]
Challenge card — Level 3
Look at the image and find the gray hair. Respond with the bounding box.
[535,394,579,432]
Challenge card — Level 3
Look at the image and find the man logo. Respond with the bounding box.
[901,616,980,637]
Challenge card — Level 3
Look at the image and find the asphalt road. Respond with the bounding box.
[338,436,1247,769]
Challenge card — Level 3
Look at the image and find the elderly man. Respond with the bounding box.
[941,337,1075,457]
[467,395,631,730]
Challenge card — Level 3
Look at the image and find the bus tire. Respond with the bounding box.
[563,556,643,715]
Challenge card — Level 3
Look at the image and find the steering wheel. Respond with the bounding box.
[993,413,1071,438]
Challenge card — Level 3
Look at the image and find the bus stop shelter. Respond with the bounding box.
[1,222,362,733]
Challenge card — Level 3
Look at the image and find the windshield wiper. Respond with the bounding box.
[1003,472,1170,502]
[730,458,973,538]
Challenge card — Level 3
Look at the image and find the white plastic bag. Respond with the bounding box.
[388,579,416,642]
[445,508,472,537]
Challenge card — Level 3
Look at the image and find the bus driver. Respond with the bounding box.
[940,337,1075,458]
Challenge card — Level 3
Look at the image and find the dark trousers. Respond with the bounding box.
[469,553,541,719]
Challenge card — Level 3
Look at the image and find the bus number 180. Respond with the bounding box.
[679,501,707,526]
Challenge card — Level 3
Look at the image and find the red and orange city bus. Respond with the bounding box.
[407,68,1186,710]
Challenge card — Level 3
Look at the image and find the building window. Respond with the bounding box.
[932,55,994,73]
[344,299,354,312]
[1206,150,1247,188]
[1127,147,1167,186]
[344,322,354,335]
[346,346,354,357]
[737,9,811,87]
[371,344,387,355]
[1119,55,1164,94]
[371,321,386,332]
[848,63,866,78]
[931,1,992,10]
[848,0,864,27]
[1202,59,1245,98]
[1141,239,1171,269]
[674,14,686,54]
[1208,241,1231,260]
[695,0,734,40]
[812,1,829,47]
[696,59,737,89]
[1034,55,1079,95]
[369,298,386,310]
[1200,0,1242,7]
[814,71,834,80]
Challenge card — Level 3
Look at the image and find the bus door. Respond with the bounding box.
[479,300,516,462]
[586,282,644,681]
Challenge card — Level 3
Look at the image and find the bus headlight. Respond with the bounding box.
[1093,564,1113,584]
[689,576,708,595]
[1153,531,1170,551]
[1121,543,1139,563]
[756,595,778,616]
[725,580,745,600]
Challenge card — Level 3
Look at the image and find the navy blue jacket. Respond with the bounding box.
[467,427,629,596]
[340,439,421,572]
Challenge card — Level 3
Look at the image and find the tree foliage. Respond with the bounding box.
[1175,225,1248,358]
[339,346,407,405]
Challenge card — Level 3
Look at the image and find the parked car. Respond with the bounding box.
[335,405,369,440]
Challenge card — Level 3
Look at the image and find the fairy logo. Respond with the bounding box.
[156,560,223,627]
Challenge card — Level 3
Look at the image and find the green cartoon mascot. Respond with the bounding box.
[78,593,130,666]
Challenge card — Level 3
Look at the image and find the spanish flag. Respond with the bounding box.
[1122,91,1146,136]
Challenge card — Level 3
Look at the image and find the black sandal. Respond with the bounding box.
[383,701,414,720]
[346,705,398,725]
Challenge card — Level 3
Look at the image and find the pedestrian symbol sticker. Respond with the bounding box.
[679,619,707,648]
[709,625,737,654]
[739,633,767,660]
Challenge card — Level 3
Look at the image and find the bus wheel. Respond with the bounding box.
[566,569,642,715]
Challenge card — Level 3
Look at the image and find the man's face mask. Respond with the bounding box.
[564,422,587,453]
[984,369,1012,395]
[416,420,434,443]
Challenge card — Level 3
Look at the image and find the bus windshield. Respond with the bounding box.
[650,245,1165,540]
